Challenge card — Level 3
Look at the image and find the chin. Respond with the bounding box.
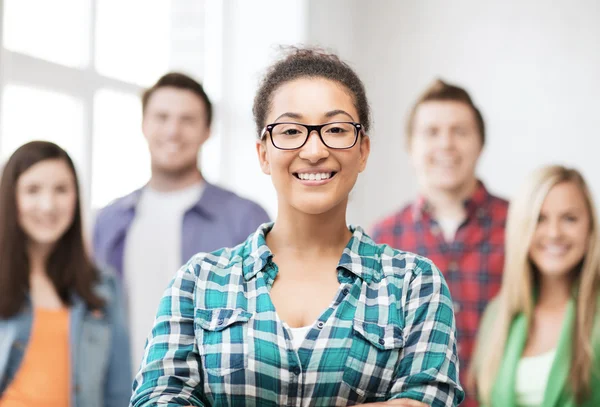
[431,177,469,191]
[537,264,576,279]
[29,235,62,247]
[291,199,340,216]
[156,161,197,175]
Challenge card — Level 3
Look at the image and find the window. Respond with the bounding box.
[0,0,215,218]
[2,0,91,68]
[95,0,171,86]
[92,89,150,208]
[0,85,85,173]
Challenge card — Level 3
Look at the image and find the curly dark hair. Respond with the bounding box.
[252,47,371,137]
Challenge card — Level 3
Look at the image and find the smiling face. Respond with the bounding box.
[409,100,482,194]
[256,77,370,216]
[16,159,77,249]
[529,181,591,280]
[142,86,210,177]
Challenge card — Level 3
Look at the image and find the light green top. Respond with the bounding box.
[515,348,556,407]
[477,298,600,407]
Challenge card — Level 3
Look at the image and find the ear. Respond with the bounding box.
[198,127,211,148]
[358,135,371,173]
[256,139,271,175]
[141,116,150,141]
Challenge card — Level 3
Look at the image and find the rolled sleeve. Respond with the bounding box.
[389,259,464,407]
[130,263,208,407]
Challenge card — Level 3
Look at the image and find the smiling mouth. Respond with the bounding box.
[293,172,337,181]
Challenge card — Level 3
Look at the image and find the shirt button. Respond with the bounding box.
[342,288,349,296]
[217,319,224,326]
[317,321,324,329]
[292,366,301,375]
[378,338,385,346]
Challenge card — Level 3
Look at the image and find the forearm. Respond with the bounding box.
[361,399,428,407]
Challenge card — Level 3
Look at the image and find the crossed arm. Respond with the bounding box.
[131,258,461,406]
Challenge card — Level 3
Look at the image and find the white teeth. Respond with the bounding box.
[433,157,458,167]
[297,172,332,181]
[543,245,569,255]
[164,143,182,153]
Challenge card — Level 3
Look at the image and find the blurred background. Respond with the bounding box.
[0,0,598,230]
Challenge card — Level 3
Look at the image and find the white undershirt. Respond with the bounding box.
[515,348,556,407]
[125,183,204,372]
[289,326,312,349]
[437,217,462,242]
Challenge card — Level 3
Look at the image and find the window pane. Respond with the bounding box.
[2,0,90,68]
[95,0,171,86]
[0,85,85,172]
[92,89,150,208]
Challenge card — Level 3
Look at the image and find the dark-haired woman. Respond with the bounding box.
[131,48,463,407]
[0,141,131,407]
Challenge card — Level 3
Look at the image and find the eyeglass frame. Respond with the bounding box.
[259,121,364,150]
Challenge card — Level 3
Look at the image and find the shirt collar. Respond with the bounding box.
[114,182,218,219]
[412,180,491,221]
[242,223,383,284]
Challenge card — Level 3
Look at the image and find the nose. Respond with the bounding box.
[439,130,454,149]
[164,118,181,139]
[298,131,329,163]
[547,218,561,239]
[38,192,56,213]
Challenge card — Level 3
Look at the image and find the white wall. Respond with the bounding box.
[308,0,600,228]
[213,0,308,219]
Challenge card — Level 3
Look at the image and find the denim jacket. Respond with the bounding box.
[0,270,132,407]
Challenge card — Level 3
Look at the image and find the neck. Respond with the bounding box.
[28,242,53,274]
[537,275,572,310]
[268,200,352,257]
[148,167,203,192]
[422,177,478,220]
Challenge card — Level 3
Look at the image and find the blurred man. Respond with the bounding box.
[371,79,508,407]
[93,73,270,370]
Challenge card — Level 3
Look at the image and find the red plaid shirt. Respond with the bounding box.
[371,181,508,407]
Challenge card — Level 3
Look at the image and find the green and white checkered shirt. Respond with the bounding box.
[131,223,464,406]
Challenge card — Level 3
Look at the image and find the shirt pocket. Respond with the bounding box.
[194,308,253,376]
[342,320,404,399]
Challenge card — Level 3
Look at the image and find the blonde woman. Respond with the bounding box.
[470,165,600,407]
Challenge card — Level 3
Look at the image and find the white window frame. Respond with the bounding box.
[0,0,145,209]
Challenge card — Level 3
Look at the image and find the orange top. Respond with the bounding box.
[0,308,70,407]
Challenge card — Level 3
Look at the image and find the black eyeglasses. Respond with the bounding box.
[260,122,363,150]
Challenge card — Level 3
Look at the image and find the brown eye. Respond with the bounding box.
[55,185,70,194]
[425,128,438,137]
[25,185,40,194]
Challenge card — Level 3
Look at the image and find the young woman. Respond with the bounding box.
[470,165,600,407]
[131,48,463,407]
[0,141,131,407]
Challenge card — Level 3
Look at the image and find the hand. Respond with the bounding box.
[361,399,429,407]
[386,400,429,407]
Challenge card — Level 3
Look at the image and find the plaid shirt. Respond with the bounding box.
[131,223,464,407]
[371,181,508,407]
